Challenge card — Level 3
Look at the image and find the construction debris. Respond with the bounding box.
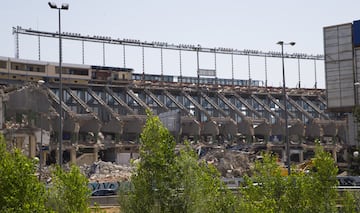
[77,145,254,182]
[80,160,133,182]
[198,145,253,178]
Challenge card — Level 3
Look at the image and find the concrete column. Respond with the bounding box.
[42,151,47,165]
[94,132,99,143]
[55,148,60,164]
[29,135,36,158]
[282,149,286,162]
[332,149,337,163]
[93,146,99,162]
[344,149,349,162]
[264,135,269,144]
[115,133,120,142]
[299,150,304,163]
[15,136,24,150]
[71,132,78,145]
[247,135,253,143]
[70,147,77,165]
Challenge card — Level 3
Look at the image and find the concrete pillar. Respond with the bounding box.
[70,147,77,165]
[93,146,99,162]
[42,151,47,165]
[115,133,120,142]
[55,148,60,164]
[299,150,304,163]
[94,132,99,143]
[71,132,78,145]
[15,136,24,150]
[264,135,269,144]
[247,135,253,143]
[29,135,36,158]
[332,149,337,163]
[282,149,286,162]
[344,149,350,162]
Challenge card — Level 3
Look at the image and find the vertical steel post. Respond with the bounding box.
[280,44,290,175]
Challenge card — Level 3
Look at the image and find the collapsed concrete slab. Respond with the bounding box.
[238,118,254,136]
[212,117,238,136]
[305,119,323,138]
[254,122,271,137]
[289,120,305,137]
[77,114,102,133]
[337,123,347,143]
[322,121,337,137]
[6,85,51,114]
[201,120,219,136]
[181,116,200,136]
[271,121,285,136]
[101,119,123,134]
[121,115,146,134]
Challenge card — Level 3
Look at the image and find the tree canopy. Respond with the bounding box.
[120,113,360,212]
[0,134,91,213]
[120,111,235,213]
[237,145,349,213]
[46,165,91,213]
[1,111,359,212]
[0,134,47,212]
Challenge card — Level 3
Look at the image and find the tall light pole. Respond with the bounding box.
[277,41,295,175]
[48,2,69,166]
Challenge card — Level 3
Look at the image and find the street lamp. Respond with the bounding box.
[48,2,69,166]
[277,41,295,175]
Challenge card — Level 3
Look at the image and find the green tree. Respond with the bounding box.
[238,145,339,213]
[340,191,358,213]
[304,145,338,213]
[46,165,90,213]
[0,134,47,213]
[120,111,178,213]
[172,144,236,213]
[120,111,235,213]
[238,153,286,213]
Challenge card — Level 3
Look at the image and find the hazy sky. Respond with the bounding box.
[1,0,360,88]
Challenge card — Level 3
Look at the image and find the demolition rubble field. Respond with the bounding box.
[79,143,255,182]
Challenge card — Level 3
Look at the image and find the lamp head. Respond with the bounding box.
[277,41,284,45]
[354,151,359,158]
[48,2,57,9]
[289,42,296,46]
[61,3,69,10]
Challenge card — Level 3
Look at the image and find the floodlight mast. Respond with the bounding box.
[277,40,295,176]
[48,2,68,167]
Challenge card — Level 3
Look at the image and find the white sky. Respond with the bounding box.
[1,0,360,89]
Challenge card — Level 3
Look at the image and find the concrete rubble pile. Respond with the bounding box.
[79,147,254,182]
[200,147,253,178]
[80,160,133,182]
[36,146,256,183]
[37,164,71,183]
